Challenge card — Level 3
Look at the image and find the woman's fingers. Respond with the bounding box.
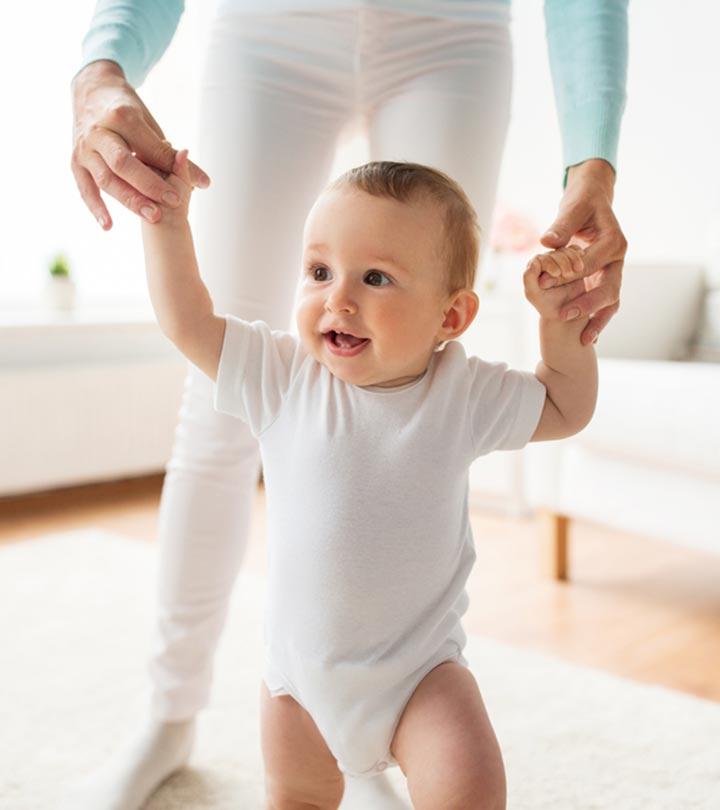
[555,276,587,305]
[558,260,623,329]
[580,228,628,278]
[581,301,620,345]
[187,159,211,189]
[71,161,113,230]
[86,126,180,207]
[81,149,161,223]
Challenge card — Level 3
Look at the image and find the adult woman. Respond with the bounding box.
[67,2,627,808]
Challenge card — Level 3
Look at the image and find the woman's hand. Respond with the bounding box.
[539,159,627,345]
[70,59,211,230]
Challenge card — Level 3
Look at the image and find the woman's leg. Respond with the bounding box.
[60,10,356,810]
[362,8,513,261]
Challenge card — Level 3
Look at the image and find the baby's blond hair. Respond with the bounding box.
[327,161,481,297]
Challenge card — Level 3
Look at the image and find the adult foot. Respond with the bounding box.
[58,717,196,810]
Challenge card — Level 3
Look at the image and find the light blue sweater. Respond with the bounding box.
[78,0,627,187]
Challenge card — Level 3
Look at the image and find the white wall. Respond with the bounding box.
[1,0,719,309]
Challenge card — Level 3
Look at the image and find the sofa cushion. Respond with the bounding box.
[576,358,720,477]
[596,264,705,361]
[689,288,720,362]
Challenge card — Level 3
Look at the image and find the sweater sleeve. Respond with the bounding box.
[544,0,628,188]
[76,0,185,88]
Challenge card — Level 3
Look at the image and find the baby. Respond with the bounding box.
[141,151,597,810]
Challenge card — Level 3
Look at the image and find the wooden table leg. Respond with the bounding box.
[540,510,569,581]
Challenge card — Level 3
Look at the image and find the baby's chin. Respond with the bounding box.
[314,355,374,386]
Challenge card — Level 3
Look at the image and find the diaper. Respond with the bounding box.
[263,638,470,778]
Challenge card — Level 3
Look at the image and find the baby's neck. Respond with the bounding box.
[362,372,423,389]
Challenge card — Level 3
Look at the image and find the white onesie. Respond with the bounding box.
[213,314,546,778]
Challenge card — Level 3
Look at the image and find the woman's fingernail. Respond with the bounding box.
[141,205,157,221]
[162,191,180,206]
[565,308,581,320]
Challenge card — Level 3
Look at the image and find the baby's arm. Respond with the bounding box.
[523,245,599,441]
[141,150,225,381]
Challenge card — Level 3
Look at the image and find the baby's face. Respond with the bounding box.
[296,188,454,388]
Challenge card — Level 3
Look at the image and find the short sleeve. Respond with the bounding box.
[213,315,307,436]
[467,356,547,458]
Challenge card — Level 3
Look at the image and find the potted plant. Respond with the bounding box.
[45,253,77,310]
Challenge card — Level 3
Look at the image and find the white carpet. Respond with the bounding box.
[1,530,719,809]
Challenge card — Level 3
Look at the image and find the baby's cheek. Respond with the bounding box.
[295,303,314,341]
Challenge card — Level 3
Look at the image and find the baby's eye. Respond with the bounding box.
[309,265,330,282]
[365,270,391,287]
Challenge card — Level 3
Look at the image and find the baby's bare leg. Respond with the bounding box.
[260,681,345,810]
[390,661,506,810]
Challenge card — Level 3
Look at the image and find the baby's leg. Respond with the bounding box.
[260,681,345,810]
[390,661,506,810]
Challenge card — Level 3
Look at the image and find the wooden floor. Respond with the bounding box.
[2,475,719,702]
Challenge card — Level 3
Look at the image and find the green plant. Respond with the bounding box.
[49,254,71,278]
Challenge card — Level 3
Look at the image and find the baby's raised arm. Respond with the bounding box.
[141,150,225,381]
[524,245,599,441]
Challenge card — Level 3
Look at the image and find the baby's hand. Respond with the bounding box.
[146,148,194,223]
[529,244,584,284]
[524,245,588,321]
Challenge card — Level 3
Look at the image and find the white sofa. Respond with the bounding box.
[524,263,720,579]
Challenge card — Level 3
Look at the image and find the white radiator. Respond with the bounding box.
[0,310,188,496]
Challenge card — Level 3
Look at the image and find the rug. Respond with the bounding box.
[1,530,719,809]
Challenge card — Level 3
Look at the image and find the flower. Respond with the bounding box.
[489,202,540,253]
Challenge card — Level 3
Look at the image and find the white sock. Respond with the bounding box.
[58,718,196,810]
[341,771,412,810]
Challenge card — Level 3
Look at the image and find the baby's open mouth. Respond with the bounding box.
[322,330,371,356]
[326,330,369,349]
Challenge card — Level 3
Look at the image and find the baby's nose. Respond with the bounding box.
[325,288,357,313]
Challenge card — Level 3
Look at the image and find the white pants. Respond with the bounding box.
[151,4,513,720]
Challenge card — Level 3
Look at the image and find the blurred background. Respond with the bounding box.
[1,0,719,725]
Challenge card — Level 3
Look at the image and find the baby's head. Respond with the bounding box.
[296,161,481,388]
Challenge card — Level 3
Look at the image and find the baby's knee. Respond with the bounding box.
[408,749,507,810]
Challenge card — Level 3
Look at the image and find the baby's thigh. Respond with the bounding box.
[390,661,507,810]
[259,681,345,810]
